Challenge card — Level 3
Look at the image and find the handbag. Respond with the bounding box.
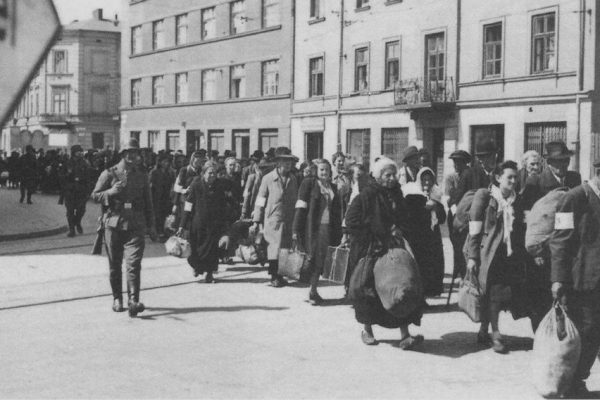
[278,246,312,282]
[348,244,377,302]
[165,235,191,259]
[322,245,350,284]
[457,269,483,322]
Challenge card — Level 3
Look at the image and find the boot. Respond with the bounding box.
[112,298,124,312]
[67,228,75,237]
[128,297,145,318]
[76,223,83,234]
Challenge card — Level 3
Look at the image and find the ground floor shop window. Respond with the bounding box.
[347,129,371,167]
[167,130,180,151]
[259,129,278,152]
[130,131,140,143]
[304,131,323,162]
[470,124,504,161]
[208,130,225,154]
[233,129,250,159]
[525,122,567,156]
[381,127,408,166]
[186,130,201,154]
[92,132,104,149]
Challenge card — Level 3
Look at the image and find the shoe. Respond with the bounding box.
[491,337,508,354]
[270,276,288,288]
[565,380,590,398]
[308,291,324,306]
[27,200,32,204]
[397,334,424,350]
[67,229,75,238]
[112,298,124,312]
[361,330,378,346]
[76,224,83,234]
[128,300,145,317]
[193,269,200,278]
[477,331,491,346]
[205,273,215,283]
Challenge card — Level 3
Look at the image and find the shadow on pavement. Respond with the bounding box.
[423,303,459,314]
[140,305,289,320]
[224,266,267,273]
[317,297,351,307]
[210,277,272,284]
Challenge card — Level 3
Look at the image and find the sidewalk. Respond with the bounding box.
[0,188,68,241]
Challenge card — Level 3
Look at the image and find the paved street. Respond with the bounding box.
[1,195,599,399]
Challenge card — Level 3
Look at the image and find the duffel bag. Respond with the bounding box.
[373,247,423,318]
[165,235,191,259]
[525,188,568,257]
[238,244,259,265]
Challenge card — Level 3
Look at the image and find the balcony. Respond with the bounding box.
[38,113,75,127]
[394,76,456,110]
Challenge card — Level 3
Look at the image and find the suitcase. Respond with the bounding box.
[322,245,349,284]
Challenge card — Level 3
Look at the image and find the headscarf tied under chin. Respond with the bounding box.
[403,167,444,230]
[490,184,516,256]
[371,156,398,180]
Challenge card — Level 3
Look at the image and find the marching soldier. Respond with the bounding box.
[550,158,600,397]
[91,139,158,317]
[60,145,92,237]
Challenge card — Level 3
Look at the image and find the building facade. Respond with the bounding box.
[121,0,293,157]
[1,9,121,152]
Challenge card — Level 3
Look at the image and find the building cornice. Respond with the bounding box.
[459,71,577,88]
[122,94,290,112]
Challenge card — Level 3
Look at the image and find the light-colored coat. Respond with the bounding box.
[252,169,298,260]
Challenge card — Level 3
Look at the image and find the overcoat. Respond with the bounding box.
[521,168,581,211]
[241,171,263,219]
[252,169,298,260]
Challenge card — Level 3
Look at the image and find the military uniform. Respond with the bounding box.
[91,154,155,316]
[60,148,93,236]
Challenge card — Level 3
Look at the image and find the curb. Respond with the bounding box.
[0,225,69,242]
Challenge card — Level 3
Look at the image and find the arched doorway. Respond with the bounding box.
[19,130,32,149]
[31,130,46,149]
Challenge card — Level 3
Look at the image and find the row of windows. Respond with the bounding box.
[12,86,110,119]
[131,0,280,54]
[48,50,110,75]
[130,59,280,106]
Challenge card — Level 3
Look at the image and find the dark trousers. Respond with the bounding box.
[528,260,553,332]
[268,259,279,277]
[448,213,467,279]
[19,185,33,202]
[65,195,87,229]
[104,228,145,302]
[569,288,600,382]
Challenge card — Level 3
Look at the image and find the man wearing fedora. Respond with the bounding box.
[452,139,498,208]
[92,138,158,317]
[59,144,93,237]
[250,147,299,287]
[398,146,421,186]
[550,157,600,397]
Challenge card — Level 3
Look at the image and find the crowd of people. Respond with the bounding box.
[4,135,599,398]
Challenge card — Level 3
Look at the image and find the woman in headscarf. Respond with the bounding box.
[345,156,423,348]
[465,160,528,353]
[292,159,342,305]
[178,161,230,283]
[402,167,446,299]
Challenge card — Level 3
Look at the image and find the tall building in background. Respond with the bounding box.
[1,9,121,152]
[121,0,293,157]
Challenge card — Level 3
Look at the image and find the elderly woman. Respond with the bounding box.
[178,161,230,283]
[402,167,446,299]
[292,159,342,305]
[345,157,423,348]
[516,150,541,194]
[465,160,528,353]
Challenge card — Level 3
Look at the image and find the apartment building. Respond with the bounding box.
[121,0,293,157]
[1,9,121,152]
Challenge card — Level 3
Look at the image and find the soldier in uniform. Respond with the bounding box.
[60,145,92,237]
[91,139,158,317]
[550,158,600,397]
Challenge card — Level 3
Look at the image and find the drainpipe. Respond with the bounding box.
[290,0,295,148]
[336,0,344,152]
[575,0,586,172]
[455,0,461,103]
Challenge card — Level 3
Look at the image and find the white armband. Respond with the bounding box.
[174,183,185,193]
[255,196,266,208]
[450,205,457,215]
[555,212,574,230]
[295,200,308,209]
[469,221,483,235]
[184,201,193,212]
[523,210,530,224]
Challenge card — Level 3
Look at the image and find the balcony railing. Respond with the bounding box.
[394,76,456,108]
[38,113,73,125]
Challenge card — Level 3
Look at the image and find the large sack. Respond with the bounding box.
[237,244,259,265]
[453,189,478,232]
[165,235,191,259]
[526,188,568,257]
[373,248,423,318]
[532,303,581,398]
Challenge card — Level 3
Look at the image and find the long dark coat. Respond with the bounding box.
[345,182,422,328]
[180,178,230,273]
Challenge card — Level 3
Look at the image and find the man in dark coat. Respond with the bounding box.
[398,146,421,186]
[18,145,38,204]
[550,158,600,397]
[150,153,175,239]
[172,151,204,226]
[451,140,497,207]
[91,139,158,317]
[60,145,93,237]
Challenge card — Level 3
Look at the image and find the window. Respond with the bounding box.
[483,23,502,78]
[148,130,159,150]
[167,130,180,151]
[310,0,321,18]
[309,57,324,97]
[152,19,165,50]
[91,87,108,114]
[176,73,188,103]
[201,7,216,40]
[259,129,278,152]
[131,79,141,107]
[92,132,104,149]
[152,76,165,105]
[385,41,400,89]
[525,122,567,157]
[53,50,67,73]
[426,32,445,82]
[35,89,39,115]
[230,0,246,35]
[91,51,108,74]
[305,131,323,161]
[230,64,246,99]
[51,86,68,115]
[176,14,188,45]
[233,129,250,159]
[130,131,141,143]
[202,69,217,101]
[381,128,408,166]
[263,0,280,27]
[357,0,369,8]
[208,130,225,154]
[262,60,279,96]
[532,13,556,73]
[347,129,370,167]
[355,47,369,91]
[471,125,504,162]
[131,25,142,54]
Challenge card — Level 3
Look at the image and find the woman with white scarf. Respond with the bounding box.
[465,160,528,354]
